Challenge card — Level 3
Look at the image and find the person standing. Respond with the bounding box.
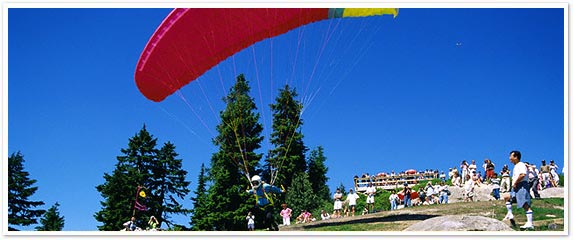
[503,150,534,230]
[490,173,501,200]
[549,160,560,186]
[500,165,511,193]
[526,163,541,199]
[279,203,292,226]
[539,160,551,188]
[365,182,376,213]
[402,183,412,208]
[246,211,255,231]
[485,159,495,183]
[460,160,469,184]
[389,190,399,210]
[147,216,159,231]
[333,189,343,218]
[346,189,359,216]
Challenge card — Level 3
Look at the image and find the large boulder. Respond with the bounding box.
[539,187,564,198]
[404,215,514,231]
[448,184,496,203]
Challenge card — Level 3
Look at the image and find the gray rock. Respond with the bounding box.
[404,215,514,231]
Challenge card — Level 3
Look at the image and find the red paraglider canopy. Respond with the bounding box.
[135,8,398,102]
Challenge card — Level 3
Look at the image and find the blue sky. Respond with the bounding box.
[6,7,566,231]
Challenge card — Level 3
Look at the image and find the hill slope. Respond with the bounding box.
[280,187,564,232]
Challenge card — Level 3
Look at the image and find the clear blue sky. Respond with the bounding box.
[6,7,566,231]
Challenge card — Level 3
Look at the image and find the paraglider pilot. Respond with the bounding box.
[246,175,285,231]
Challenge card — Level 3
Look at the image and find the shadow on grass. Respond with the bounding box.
[299,214,440,230]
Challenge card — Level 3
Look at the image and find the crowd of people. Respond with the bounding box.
[447,158,561,203]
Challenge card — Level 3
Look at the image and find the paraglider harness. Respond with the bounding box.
[249,180,284,231]
[251,182,285,211]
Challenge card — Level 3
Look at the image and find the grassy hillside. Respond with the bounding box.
[281,197,564,232]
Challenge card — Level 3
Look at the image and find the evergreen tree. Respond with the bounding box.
[266,85,307,189]
[95,126,190,230]
[189,163,210,230]
[35,202,65,231]
[8,151,45,230]
[284,172,318,215]
[337,183,347,196]
[94,160,139,230]
[149,142,191,228]
[307,146,330,201]
[206,74,264,230]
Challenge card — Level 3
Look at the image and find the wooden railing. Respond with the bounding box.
[353,173,438,192]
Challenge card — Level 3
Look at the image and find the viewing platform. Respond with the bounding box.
[354,171,439,193]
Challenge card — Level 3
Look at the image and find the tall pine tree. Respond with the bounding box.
[206,74,264,230]
[284,172,317,216]
[8,151,45,230]
[150,142,191,228]
[35,202,65,231]
[307,146,330,202]
[189,163,210,230]
[266,85,307,189]
[95,126,190,230]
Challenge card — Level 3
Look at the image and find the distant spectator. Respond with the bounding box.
[320,210,330,220]
[346,189,359,217]
[280,203,292,226]
[365,182,376,213]
[147,216,159,231]
[490,173,501,200]
[500,165,511,193]
[333,189,343,218]
[123,216,137,231]
[438,181,449,204]
[439,171,446,181]
[476,171,484,185]
[361,207,369,215]
[246,212,255,231]
[539,160,551,188]
[460,160,469,184]
[550,160,559,186]
[389,190,399,210]
[468,160,477,177]
[464,176,475,202]
[402,183,412,208]
[485,158,495,183]
[526,163,541,199]
[425,182,436,204]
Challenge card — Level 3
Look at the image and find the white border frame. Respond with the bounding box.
[2,1,569,239]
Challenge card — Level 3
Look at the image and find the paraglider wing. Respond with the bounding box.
[135,8,398,102]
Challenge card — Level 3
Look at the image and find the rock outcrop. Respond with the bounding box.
[404,215,514,231]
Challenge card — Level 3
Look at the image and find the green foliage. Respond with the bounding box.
[95,125,190,230]
[266,85,307,189]
[285,172,318,216]
[189,163,210,230]
[8,151,45,230]
[206,74,264,230]
[35,202,65,231]
[150,142,191,227]
[307,146,330,202]
[337,183,347,196]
